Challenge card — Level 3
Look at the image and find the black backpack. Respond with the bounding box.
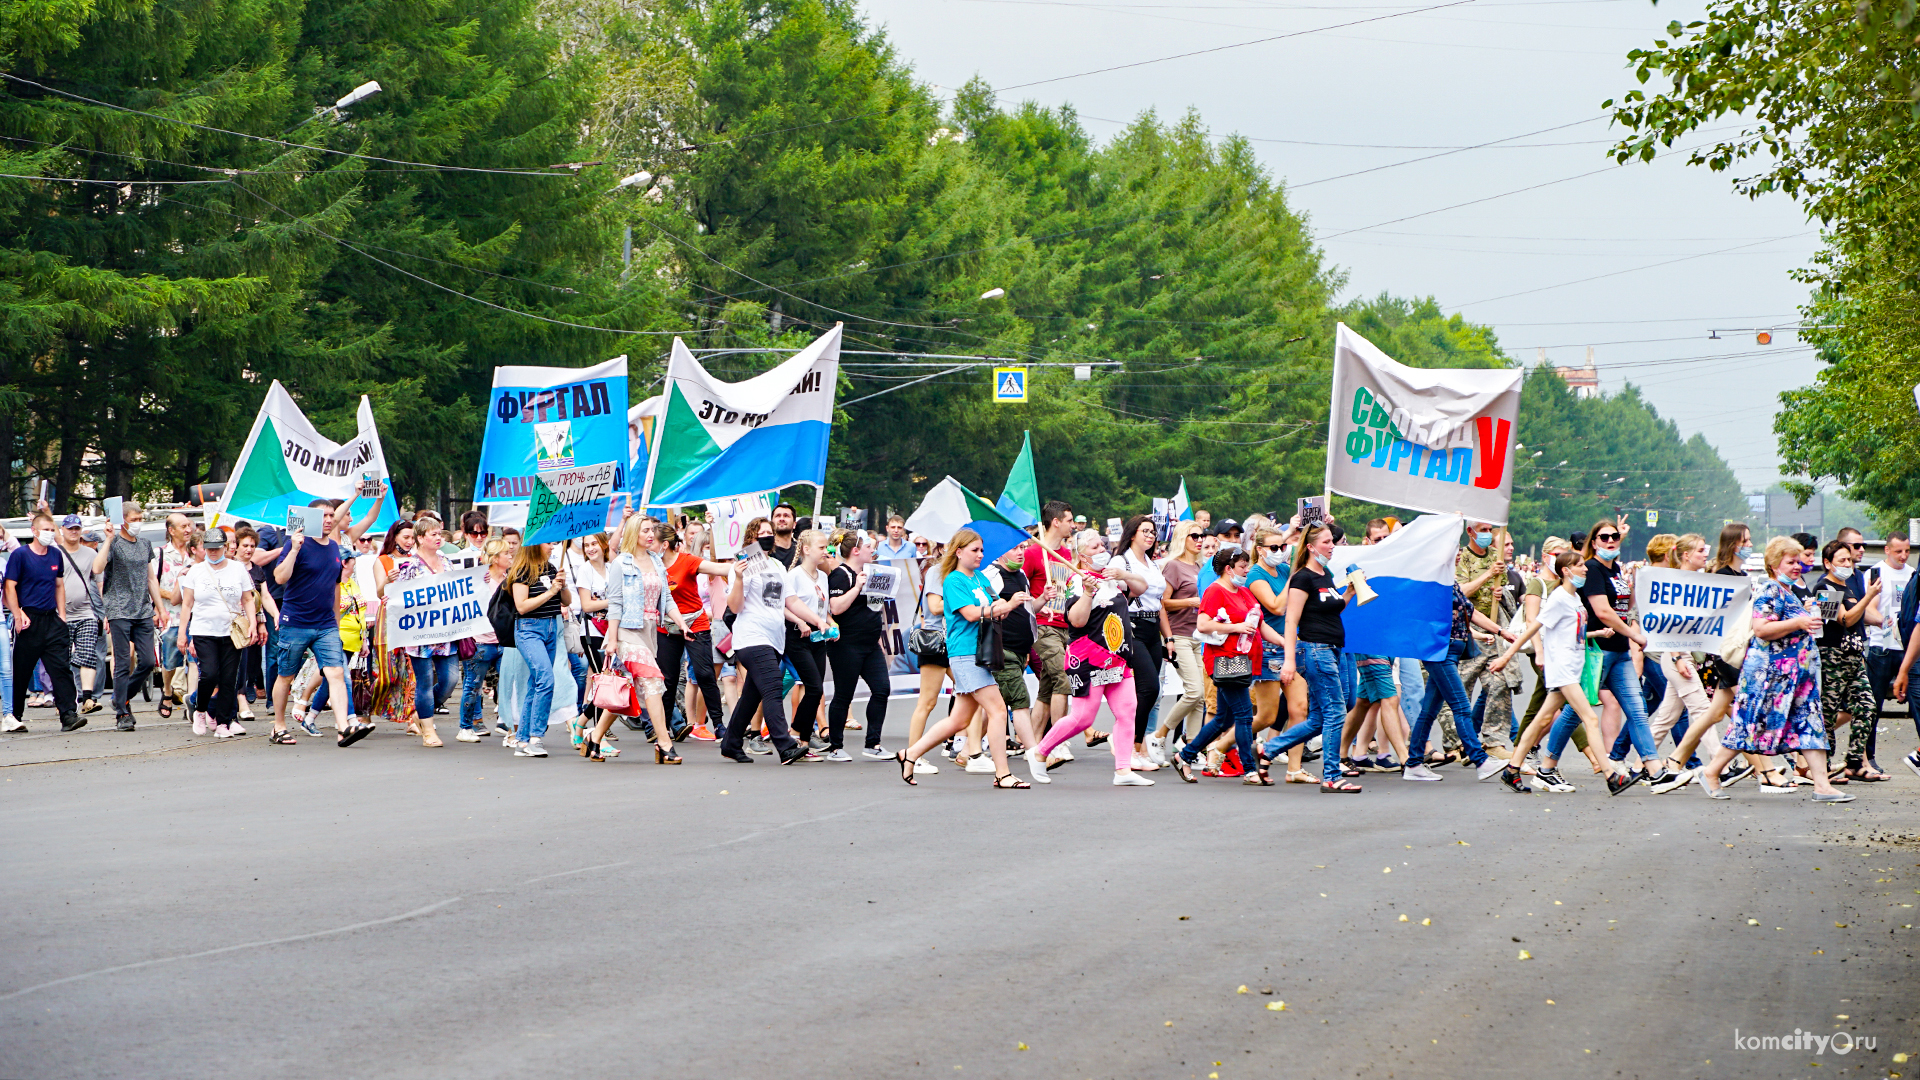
[1896,566,1920,647]
[488,577,519,647]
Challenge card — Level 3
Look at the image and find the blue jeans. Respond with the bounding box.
[568,651,588,709]
[1550,648,1657,762]
[276,624,344,673]
[410,652,458,721]
[1412,640,1488,765]
[0,613,12,717]
[461,643,501,729]
[1397,655,1425,710]
[1181,679,1253,771]
[1263,641,1349,782]
[309,651,356,716]
[1339,650,1358,711]
[515,618,559,740]
[1610,652,1669,761]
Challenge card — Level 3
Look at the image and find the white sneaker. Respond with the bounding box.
[1113,769,1155,787]
[1026,747,1052,785]
[2,714,23,732]
[192,711,210,736]
[1053,743,1075,762]
[214,724,236,739]
[963,755,996,775]
[502,735,522,751]
[455,729,481,743]
[1401,763,1444,781]
[861,746,891,760]
[226,720,245,736]
[1145,734,1168,766]
[913,758,939,775]
[1475,757,1509,782]
[516,737,549,758]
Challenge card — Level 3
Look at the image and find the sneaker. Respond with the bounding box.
[801,747,825,761]
[1052,743,1074,762]
[473,725,493,737]
[1605,770,1637,797]
[494,721,512,736]
[297,716,321,738]
[1903,750,1920,781]
[192,711,211,735]
[1026,747,1052,785]
[1499,765,1530,794]
[746,736,772,756]
[913,758,939,775]
[809,736,829,752]
[503,735,523,751]
[779,746,807,765]
[1648,768,1695,794]
[2,714,23,732]
[214,724,236,739]
[963,755,996,775]
[116,714,136,731]
[455,729,481,743]
[1145,734,1168,766]
[1349,756,1376,773]
[515,737,549,757]
[1811,790,1856,803]
[1374,756,1402,772]
[436,706,449,715]
[59,712,86,733]
[226,720,246,736]
[861,746,892,760]
[1718,761,1755,787]
[1401,763,1443,781]
[1535,768,1576,793]
[824,748,852,762]
[1113,769,1155,787]
[1475,757,1510,782]
[689,723,718,742]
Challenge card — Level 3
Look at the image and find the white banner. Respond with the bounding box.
[217,382,400,533]
[1325,323,1524,525]
[385,565,492,649]
[1633,567,1750,653]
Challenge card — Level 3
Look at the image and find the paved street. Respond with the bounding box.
[3,699,1917,1080]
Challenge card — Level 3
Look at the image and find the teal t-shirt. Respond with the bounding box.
[1246,562,1289,634]
[943,568,997,657]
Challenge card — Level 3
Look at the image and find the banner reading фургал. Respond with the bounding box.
[1325,323,1524,526]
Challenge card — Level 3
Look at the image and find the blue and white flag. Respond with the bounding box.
[474,355,629,504]
[1326,513,1463,662]
[1170,477,1193,522]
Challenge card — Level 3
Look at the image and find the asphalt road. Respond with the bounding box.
[3,697,1918,1080]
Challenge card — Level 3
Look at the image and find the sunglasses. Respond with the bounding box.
[1262,544,1285,552]
[1849,542,1866,549]
[1594,532,1620,542]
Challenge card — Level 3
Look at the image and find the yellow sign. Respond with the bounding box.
[993,367,1028,403]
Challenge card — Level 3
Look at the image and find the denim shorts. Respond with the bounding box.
[1354,654,1397,701]
[1253,640,1286,682]
[277,624,345,672]
[948,653,996,695]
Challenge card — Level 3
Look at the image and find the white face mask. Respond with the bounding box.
[36,529,55,546]
[1089,551,1111,570]
[1833,566,1854,582]
[1227,571,1247,587]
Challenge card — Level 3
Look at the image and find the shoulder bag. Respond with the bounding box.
[974,615,1004,670]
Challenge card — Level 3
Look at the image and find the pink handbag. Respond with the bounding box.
[588,669,641,716]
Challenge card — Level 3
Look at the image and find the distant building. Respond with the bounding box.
[1543,346,1600,399]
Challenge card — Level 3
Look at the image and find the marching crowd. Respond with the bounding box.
[4,492,1915,805]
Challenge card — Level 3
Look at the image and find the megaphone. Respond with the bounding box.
[1346,567,1379,606]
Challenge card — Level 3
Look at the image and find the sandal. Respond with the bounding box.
[157,699,173,720]
[654,744,682,764]
[1849,763,1891,782]
[1285,769,1314,784]
[1320,779,1364,793]
[992,772,1032,789]
[1085,732,1110,748]
[268,728,296,745]
[1173,755,1197,783]
[896,750,917,786]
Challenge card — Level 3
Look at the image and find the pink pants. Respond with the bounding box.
[1037,674,1136,770]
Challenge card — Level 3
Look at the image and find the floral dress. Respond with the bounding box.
[1724,577,1828,754]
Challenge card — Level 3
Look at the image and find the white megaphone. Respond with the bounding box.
[1345,567,1379,606]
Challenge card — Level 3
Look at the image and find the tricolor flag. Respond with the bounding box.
[1326,513,1463,662]
[640,325,840,507]
[1170,477,1193,522]
[993,430,1040,529]
[905,476,1029,564]
[219,382,400,534]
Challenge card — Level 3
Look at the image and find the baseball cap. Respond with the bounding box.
[1210,518,1241,536]
[60,513,82,528]
[79,529,104,544]
[202,529,229,549]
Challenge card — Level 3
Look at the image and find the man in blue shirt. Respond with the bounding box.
[266,498,379,746]
[4,510,80,730]
[874,515,915,562]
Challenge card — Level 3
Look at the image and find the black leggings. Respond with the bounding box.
[656,627,723,729]
[827,636,890,750]
[192,635,243,724]
[786,633,828,741]
[1129,617,1161,739]
[722,645,799,757]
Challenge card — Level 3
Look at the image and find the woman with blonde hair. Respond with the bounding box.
[1697,536,1851,801]
[1147,520,1208,763]
[592,515,690,763]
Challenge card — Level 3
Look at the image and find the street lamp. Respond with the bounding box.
[335,81,382,110]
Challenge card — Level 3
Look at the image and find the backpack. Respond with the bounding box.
[1897,567,1920,648]
[488,576,519,647]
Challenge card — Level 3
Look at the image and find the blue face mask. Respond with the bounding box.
[1567,575,1586,589]
[1473,531,1493,548]
[207,553,226,566]
[1736,545,1754,562]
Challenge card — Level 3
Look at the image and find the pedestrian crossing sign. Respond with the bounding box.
[993,367,1028,403]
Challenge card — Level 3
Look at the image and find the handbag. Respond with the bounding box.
[228,609,253,650]
[588,668,642,716]
[1210,651,1254,682]
[974,616,1004,670]
[1719,603,1752,669]
[909,623,946,659]
[349,650,376,717]
[562,614,585,656]
[1579,642,1603,705]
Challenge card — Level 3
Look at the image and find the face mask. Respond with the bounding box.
[1473,531,1493,548]
[1567,575,1586,589]
[1227,572,1247,587]
[36,529,54,546]
[207,553,226,565]
[1262,549,1285,568]
[1833,566,1854,582]
[1736,545,1753,562]
[1089,551,1111,570]
[1594,545,1618,562]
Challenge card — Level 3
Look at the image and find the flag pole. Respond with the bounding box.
[638,353,671,512]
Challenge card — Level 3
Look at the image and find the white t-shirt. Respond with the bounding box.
[1871,562,1914,651]
[181,559,254,638]
[1536,586,1587,690]
[731,555,789,653]
[1119,550,1165,613]
[786,564,830,627]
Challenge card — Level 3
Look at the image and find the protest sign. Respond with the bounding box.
[1326,323,1524,525]
[475,355,628,504]
[385,565,493,649]
[219,382,400,533]
[524,461,619,545]
[709,491,777,559]
[1633,568,1751,653]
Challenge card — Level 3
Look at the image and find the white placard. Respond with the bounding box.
[1633,567,1751,653]
[710,491,777,559]
[385,565,493,648]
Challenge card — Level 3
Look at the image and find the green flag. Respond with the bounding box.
[995,430,1039,528]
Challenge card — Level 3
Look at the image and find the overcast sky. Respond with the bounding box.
[857,0,1818,492]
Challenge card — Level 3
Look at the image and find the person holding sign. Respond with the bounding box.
[268,501,366,748]
[376,517,457,747]
[1697,537,1852,801]
[824,530,892,761]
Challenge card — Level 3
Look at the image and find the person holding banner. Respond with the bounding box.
[1659,524,1778,790]
[269,501,368,748]
[594,516,690,764]
[1266,524,1361,792]
[1698,537,1852,802]
[1637,534,1724,787]
[376,518,457,747]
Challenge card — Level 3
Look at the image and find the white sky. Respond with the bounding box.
[857,0,1819,491]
